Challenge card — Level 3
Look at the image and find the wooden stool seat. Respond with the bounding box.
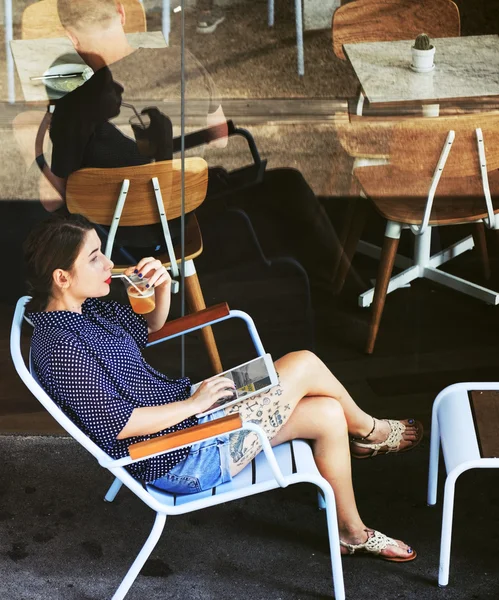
[332,0,460,61]
[356,165,499,226]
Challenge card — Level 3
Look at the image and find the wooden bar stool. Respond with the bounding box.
[66,159,224,375]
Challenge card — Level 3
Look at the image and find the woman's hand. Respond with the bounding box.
[124,257,171,289]
[189,377,237,415]
[125,257,172,334]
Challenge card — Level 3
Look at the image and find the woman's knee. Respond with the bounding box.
[308,396,347,432]
[286,349,318,369]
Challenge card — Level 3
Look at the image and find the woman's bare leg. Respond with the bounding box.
[224,350,415,560]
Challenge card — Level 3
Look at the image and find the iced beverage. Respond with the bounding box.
[126,281,156,314]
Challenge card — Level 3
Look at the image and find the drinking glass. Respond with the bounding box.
[123,274,156,314]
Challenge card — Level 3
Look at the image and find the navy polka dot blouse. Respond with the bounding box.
[28,298,197,483]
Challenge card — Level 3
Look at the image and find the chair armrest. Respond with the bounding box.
[147,302,230,344]
[106,419,287,488]
[173,120,262,166]
[128,413,242,460]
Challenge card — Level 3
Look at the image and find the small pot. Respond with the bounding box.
[411,46,435,72]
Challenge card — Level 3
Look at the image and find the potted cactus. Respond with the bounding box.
[411,33,435,72]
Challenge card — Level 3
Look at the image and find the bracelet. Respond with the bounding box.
[350,417,376,442]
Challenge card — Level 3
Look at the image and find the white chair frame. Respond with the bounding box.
[104,175,181,293]
[11,296,345,600]
[428,381,499,587]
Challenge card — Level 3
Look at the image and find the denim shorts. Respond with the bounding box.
[150,409,232,495]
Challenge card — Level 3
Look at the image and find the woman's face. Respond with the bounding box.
[65,229,114,299]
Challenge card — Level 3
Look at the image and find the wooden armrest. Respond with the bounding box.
[129,413,242,460]
[147,302,229,344]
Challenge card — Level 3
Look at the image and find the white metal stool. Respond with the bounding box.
[428,382,499,586]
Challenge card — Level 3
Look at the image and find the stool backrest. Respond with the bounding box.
[389,113,499,178]
[65,158,209,226]
[332,0,460,61]
[22,0,146,40]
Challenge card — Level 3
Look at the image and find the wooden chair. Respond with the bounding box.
[21,0,146,39]
[339,113,499,353]
[66,159,224,375]
[330,0,461,282]
[332,0,460,115]
[332,0,460,72]
[11,296,346,600]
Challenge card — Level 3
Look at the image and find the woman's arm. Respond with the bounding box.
[124,257,172,334]
[117,376,236,439]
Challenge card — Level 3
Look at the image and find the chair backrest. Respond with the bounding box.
[21,0,146,40]
[10,295,166,514]
[10,297,112,465]
[332,0,460,60]
[65,158,209,226]
[388,113,499,178]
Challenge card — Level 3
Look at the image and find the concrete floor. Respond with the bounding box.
[2,1,499,599]
[1,434,499,599]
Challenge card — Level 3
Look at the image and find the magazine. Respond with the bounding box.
[191,353,278,417]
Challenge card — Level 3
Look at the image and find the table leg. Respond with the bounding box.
[295,0,304,76]
[4,0,14,104]
[162,0,170,46]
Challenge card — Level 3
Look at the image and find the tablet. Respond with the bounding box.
[191,353,278,418]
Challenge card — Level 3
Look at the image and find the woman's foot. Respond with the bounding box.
[350,418,423,459]
[340,528,417,562]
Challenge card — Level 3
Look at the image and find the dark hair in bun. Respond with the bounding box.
[23,213,94,312]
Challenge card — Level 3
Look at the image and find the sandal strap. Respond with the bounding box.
[351,419,406,456]
[340,529,397,555]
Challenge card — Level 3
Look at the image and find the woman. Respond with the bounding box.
[24,213,423,562]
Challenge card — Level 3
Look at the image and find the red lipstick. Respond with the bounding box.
[105,277,112,284]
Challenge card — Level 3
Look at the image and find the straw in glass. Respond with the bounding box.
[121,101,146,128]
[111,273,147,296]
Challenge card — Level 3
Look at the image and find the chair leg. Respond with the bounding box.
[112,513,167,600]
[438,470,461,587]
[366,224,401,354]
[321,483,346,600]
[332,196,367,295]
[104,477,124,503]
[427,414,441,507]
[473,222,491,280]
[184,266,223,374]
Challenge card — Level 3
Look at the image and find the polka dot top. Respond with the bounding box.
[28,298,197,483]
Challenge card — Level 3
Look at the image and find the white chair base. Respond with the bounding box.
[359,226,499,308]
[428,382,499,587]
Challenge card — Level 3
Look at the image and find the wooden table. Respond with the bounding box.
[10,32,167,103]
[3,1,172,103]
[344,34,499,116]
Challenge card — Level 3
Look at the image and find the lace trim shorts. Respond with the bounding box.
[149,409,232,494]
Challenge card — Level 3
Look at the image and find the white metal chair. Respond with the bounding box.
[428,382,499,587]
[10,296,345,600]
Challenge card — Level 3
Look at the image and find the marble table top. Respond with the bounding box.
[343,35,499,105]
[10,32,167,103]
